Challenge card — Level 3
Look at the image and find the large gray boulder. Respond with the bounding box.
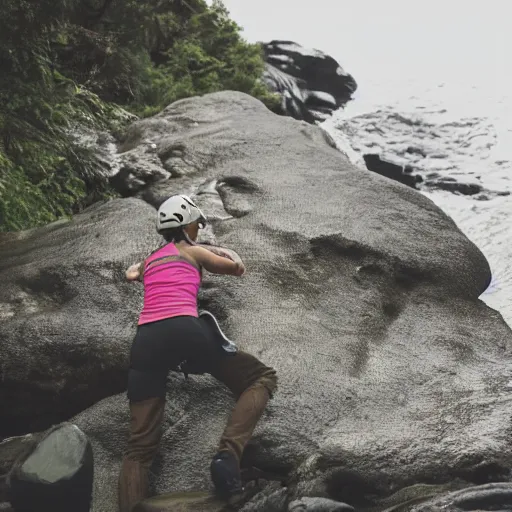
[2,91,512,512]
[0,198,161,437]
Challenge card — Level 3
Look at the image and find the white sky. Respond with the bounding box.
[214,0,511,89]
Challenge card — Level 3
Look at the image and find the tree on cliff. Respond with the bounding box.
[0,0,278,232]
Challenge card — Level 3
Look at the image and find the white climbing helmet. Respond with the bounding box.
[156,194,207,232]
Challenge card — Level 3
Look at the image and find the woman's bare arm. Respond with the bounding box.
[187,246,245,276]
[197,244,243,265]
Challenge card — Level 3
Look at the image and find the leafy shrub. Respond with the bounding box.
[0,0,278,232]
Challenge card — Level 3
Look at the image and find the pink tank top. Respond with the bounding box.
[138,243,201,325]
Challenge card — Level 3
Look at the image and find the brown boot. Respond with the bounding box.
[218,382,271,463]
[118,397,165,512]
[118,458,149,512]
[210,383,272,497]
[207,350,277,497]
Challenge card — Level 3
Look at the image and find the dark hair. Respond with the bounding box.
[159,227,190,244]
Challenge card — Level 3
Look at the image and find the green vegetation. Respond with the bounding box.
[0,0,279,232]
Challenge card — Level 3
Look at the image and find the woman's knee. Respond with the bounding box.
[240,356,278,398]
[210,350,278,399]
[254,366,278,398]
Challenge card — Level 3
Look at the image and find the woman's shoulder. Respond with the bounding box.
[176,243,204,268]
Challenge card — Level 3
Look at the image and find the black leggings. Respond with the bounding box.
[128,315,223,402]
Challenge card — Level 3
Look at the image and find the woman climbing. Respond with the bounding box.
[118,194,277,512]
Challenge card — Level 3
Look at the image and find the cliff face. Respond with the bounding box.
[261,40,357,123]
[1,92,511,512]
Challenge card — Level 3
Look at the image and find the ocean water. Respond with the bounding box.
[321,76,512,326]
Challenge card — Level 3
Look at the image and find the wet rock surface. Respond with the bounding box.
[409,482,512,512]
[2,91,512,511]
[334,108,510,200]
[262,41,357,123]
[134,491,229,512]
[288,497,355,512]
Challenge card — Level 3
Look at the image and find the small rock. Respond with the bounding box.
[8,423,93,512]
[363,153,422,189]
